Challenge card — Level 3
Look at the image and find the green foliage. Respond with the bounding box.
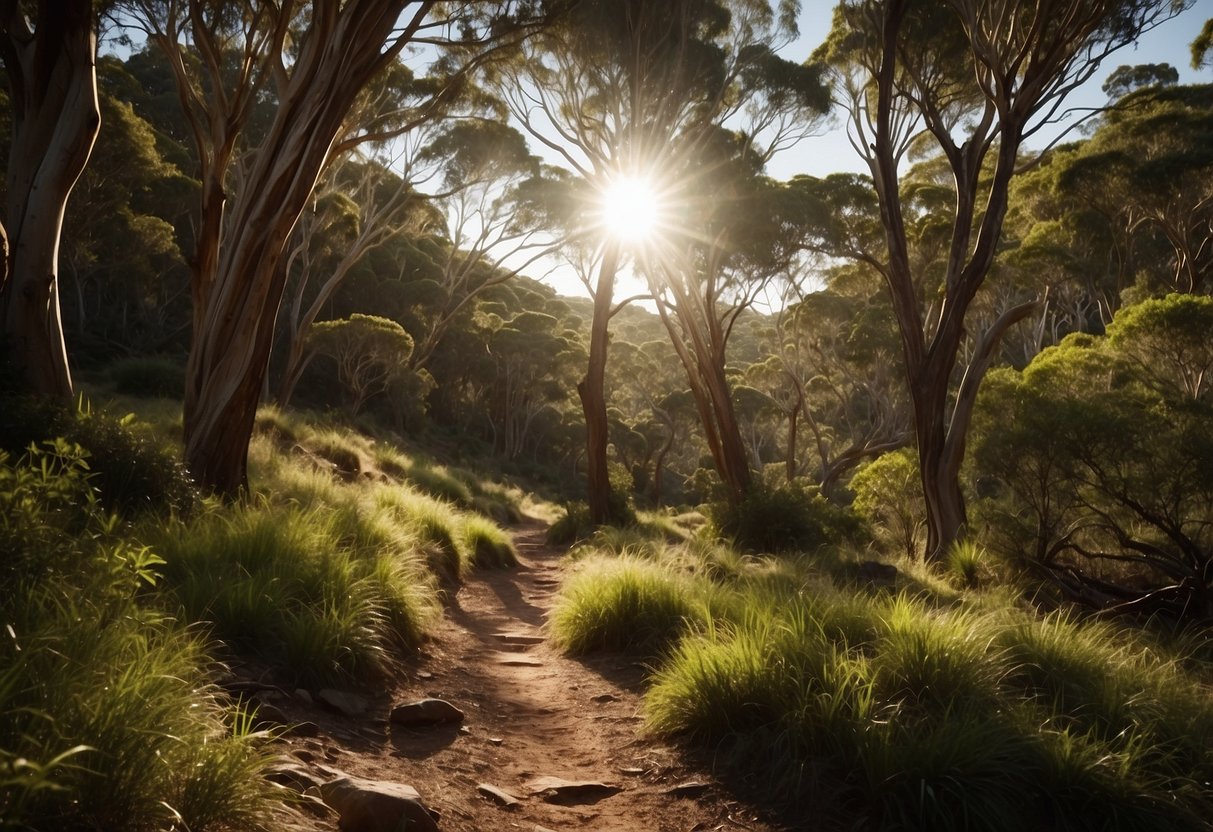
[0,443,275,830]
[461,515,518,569]
[0,395,197,517]
[307,314,415,414]
[550,557,713,656]
[851,448,924,560]
[547,501,595,545]
[643,568,1213,829]
[706,480,862,553]
[106,354,186,398]
[145,500,437,684]
[970,299,1213,613]
[947,539,986,588]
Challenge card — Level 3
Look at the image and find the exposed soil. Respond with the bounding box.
[262,521,784,832]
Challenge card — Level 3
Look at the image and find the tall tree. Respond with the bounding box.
[126,1,548,495]
[499,0,735,524]
[0,1,100,397]
[818,0,1187,558]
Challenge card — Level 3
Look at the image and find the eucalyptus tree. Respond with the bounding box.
[274,156,434,409]
[0,1,100,397]
[124,1,551,495]
[498,0,721,523]
[500,0,827,519]
[632,5,828,510]
[817,0,1188,559]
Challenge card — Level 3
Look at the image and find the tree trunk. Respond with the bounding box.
[577,243,619,525]
[703,356,752,505]
[0,2,99,398]
[785,399,800,482]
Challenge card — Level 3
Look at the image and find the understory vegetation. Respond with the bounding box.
[552,526,1213,831]
[0,394,524,828]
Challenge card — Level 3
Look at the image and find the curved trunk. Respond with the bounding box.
[578,244,619,525]
[0,2,99,398]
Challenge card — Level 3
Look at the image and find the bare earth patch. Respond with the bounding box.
[264,522,783,832]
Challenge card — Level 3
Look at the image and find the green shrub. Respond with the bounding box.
[0,443,276,830]
[851,448,924,559]
[107,355,186,398]
[547,501,594,545]
[0,395,197,517]
[706,480,862,553]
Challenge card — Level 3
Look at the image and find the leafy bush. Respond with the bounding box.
[0,443,275,830]
[107,354,187,398]
[851,447,924,559]
[970,300,1213,617]
[706,480,863,553]
[0,395,197,516]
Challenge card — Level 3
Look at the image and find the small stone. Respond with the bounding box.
[416,670,434,680]
[665,781,711,798]
[492,631,545,645]
[619,767,645,776]
[495,653,543,667]
[317,688,369,717]
[390,697,465,727]
[294,688,313,704]
[266,763,326,793]
[524,776,621,804]
[488,737,504,745]
[477,782,521,807]
[285,720,320,738]
[320,774,438,832]
[591,693,618,703]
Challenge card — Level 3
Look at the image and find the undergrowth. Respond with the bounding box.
[552,531,1213,831]
[0,442,276,830]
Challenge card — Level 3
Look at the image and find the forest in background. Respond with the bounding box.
[3,1,1213,829]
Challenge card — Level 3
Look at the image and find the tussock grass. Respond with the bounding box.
[554,524,1213,830]
[145,501,437,684]
[462,515,518,568]
[375,488,467,580]
[550,556,719,655]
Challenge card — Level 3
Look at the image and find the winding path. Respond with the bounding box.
[274,522,780,832]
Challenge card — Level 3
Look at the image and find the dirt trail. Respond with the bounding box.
[272,522,781,832]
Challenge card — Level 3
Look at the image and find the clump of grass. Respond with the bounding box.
[305,427,366,479]
[375,489,468,581]
[550,556,713,655]
[0,442,277,830]
[948,539,985,588]
[145,501,436,683]
[402,460,474,505]
[462,515,518,569]
[253,403,300,448]
[601,533,1213,830]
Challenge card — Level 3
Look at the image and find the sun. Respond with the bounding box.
[600,176,659,243]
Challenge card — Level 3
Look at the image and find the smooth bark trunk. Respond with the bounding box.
[0,2,99,398]
[577,244,619,525]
